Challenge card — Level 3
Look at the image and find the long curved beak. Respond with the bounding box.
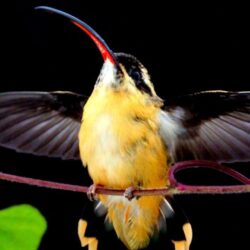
[35,6,119,66]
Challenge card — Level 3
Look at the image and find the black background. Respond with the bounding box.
[0,1,250,249]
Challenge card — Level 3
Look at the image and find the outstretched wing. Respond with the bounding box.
[0,91,87,160]
[159,90,250,163]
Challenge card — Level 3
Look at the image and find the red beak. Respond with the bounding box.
[35,6,118,65]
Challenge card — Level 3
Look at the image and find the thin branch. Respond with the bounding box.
[169,160,250,194]
[0,171,174,196]
[0,171,88,192]
[1,160,250,196]
[169,160,250,186]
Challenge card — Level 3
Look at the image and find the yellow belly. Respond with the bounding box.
[79,88,169,249]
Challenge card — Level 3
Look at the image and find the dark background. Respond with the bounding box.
[0,1,250,249]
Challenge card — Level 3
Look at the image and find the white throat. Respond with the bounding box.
[97,59,118,86]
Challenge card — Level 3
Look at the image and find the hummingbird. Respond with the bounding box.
[0,6,249,250]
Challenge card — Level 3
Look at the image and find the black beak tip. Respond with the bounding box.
[34,5,119,66]
[34,6,52,11]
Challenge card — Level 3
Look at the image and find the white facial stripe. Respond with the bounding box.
[141,68,157,96]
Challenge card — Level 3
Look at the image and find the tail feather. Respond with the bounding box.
[165,198,193,250]
[105,196,186,250]
[97,196,192,250]
[172,223,192,250]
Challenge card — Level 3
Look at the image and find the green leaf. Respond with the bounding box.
[0,204,47,250]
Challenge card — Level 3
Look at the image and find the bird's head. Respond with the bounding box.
[36,6,163,105]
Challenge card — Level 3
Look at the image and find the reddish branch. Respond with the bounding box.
[0,171,174,197]
[0,160,250,196]
[169,160,250,194]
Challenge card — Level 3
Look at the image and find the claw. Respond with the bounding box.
[124,186,136,201]
[87,184,99,201]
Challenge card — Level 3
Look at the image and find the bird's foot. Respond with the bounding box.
[124,186,136,201]
[87,184,101,201]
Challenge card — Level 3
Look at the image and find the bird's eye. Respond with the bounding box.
[129,69,141,81]
[128,67,152,96]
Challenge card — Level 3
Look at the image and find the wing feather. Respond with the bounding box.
[160,91,250,163]
[0,91,87,160]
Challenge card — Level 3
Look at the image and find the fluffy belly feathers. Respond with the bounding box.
[78,90,169,249]
[79,107,168,189]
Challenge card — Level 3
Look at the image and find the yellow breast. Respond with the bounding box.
[78,86,169,249]
[78,86,168,189]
